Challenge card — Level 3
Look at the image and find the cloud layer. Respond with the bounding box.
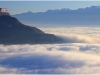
[0,27,100,74]
[41,27,100,43]
[0,43,100,74]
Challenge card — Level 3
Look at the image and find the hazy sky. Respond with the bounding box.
[0,1,100,15]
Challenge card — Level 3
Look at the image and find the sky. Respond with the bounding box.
[0,1,100,15]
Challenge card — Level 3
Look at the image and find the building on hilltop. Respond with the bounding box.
[0,8,8,13]
[0,8,10,16]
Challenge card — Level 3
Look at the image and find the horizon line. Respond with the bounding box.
[11,5,100,15]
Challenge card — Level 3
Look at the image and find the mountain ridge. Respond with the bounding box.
[13,6,100,27]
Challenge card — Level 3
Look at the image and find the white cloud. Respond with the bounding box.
[0,27,100,74]
[0,43,100,73]
[41,27,100,43]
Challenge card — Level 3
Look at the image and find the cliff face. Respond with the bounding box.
[0,15,63,44]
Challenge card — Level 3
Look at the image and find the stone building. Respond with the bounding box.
[0,8,8,13]
[0,8,10,16]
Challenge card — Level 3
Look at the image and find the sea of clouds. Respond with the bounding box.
[0,27,100,74]
[41,27,100,43]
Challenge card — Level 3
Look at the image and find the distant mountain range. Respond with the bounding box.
[13,6,100,27]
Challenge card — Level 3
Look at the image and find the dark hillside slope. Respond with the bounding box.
[0,15,64,44]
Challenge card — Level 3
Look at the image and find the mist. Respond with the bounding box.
[0,44,100,74]
[41,27,100,43]
[0,27,100,74]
